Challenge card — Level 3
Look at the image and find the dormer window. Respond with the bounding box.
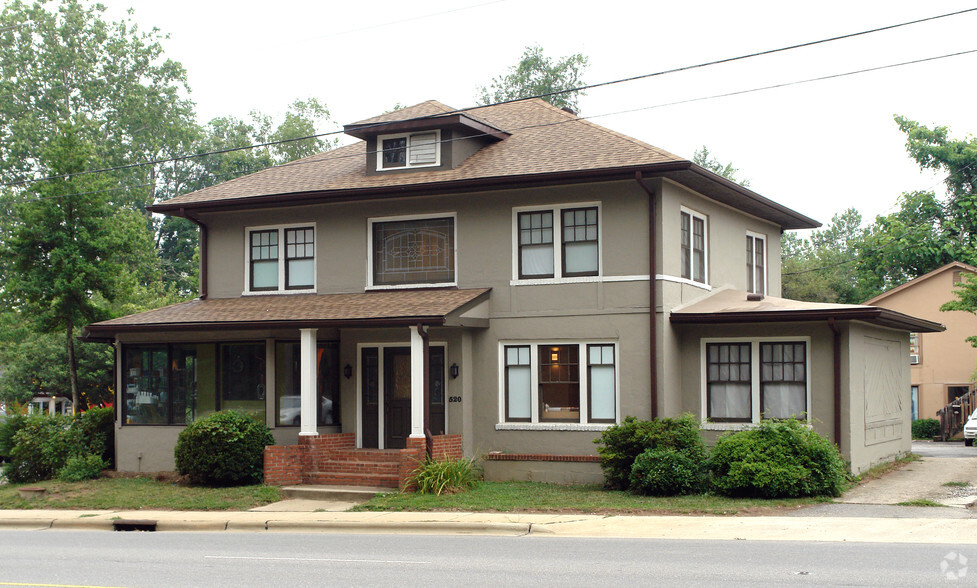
[378,131,439,171]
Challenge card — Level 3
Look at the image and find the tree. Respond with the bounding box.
[692,146,750,187]
[1,122,124,413]
[477,45,589,112]
[781,208,867,303]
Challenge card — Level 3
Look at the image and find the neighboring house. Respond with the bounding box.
[82,99,941,484]
[864,262,977,421]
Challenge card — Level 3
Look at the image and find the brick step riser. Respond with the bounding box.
[328,451,402,462]
[304,473,400,488]
[314,462,401,475]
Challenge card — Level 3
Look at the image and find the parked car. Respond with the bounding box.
[963,409,977,446]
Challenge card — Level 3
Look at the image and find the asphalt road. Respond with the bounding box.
[913,440,976,458]
[0,530,972,587]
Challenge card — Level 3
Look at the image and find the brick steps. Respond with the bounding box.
[304,472,401,488]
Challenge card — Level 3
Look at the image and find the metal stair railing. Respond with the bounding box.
[937,386,977,441]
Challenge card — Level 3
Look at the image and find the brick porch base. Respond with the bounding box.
[264,433,463,491]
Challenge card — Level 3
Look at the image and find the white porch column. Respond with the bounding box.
[409,325,425,439]
[48,397,55,415]
[299,328,319,436]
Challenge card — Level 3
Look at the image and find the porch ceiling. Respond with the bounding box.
[81,288,491,339]
[669,288,944,333]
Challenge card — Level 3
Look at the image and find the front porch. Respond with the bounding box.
[264,432,463,489]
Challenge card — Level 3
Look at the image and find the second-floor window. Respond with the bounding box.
[746,233,766,295]
[516,204,599,280]
[247,225,315,293]
[681,208,707,283]
[371,216,456,287]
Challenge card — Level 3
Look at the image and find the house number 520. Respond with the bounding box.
[448,396,462,403]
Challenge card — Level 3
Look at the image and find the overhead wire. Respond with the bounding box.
[3,6,976,190]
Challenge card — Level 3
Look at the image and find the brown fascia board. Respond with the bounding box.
[148,161,818,230]
[669,307,945,333]
[343,114,509,141]
[81,315,449,339]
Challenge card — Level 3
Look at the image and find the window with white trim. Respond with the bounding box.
[369,215,455,287]
[704,339,809,424]
[502,342,617,424]
[515,204,600,281]
[746,233,766,295]
[377,131,440,170]
[681,209,707,284]
[247,225,315,293]
[909,332,921,365]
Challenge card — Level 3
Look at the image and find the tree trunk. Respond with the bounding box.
[66,318,79,416]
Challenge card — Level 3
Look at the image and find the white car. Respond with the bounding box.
[963,409,977,446]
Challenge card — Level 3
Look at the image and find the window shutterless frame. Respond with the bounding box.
[587,344,616,423]
[518,211,555,279]
[249,229,279,292]
[680,207,708,284]
[244,223,317,294]
[284,226,315,290]
[561,207,599,277]
[705,342,752,423]
[511,202,602,283]
[376,131,441,171]
[759,341,807,419]
[746,232,766,295]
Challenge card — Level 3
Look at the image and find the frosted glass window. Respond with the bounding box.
[760,342,806,419]
[505,346,532,421]
[562,208,598,276]
[706,343,751,422]
[588,344,615,422]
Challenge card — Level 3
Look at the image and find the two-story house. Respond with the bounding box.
[864,261,977,422]
[83,99,942,485]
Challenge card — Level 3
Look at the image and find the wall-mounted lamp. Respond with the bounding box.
[343,364,353,379]
[450,363,459,379]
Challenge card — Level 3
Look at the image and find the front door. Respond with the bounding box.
[384,348,412,449]
[360,345,447,449]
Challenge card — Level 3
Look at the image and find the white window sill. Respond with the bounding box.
[241,288,317,296]
[701,420,812,431]
[366,282,457,291]
[510,275,651,286]
[496,422,613,432]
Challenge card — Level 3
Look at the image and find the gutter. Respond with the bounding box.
[634,172,658,419]
[178,208,208,300]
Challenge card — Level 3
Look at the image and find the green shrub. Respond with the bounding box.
[3,414,84,483]
[911,418,940,440]
[594,414,707,490]
[74,407,115,467]
[174,411,274,486]
[57,453,107,482]
[408,456,481,495]
[0,412,27,463]
[629,447,702,496]
[709,420,850,498]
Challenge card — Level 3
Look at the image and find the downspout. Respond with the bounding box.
[634,172,659,419]
[417,323,433,458]
[827,318,842,447]
[179,208,208,300]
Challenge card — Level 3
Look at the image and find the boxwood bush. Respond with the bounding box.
[74,406,115,467]
[911,418,940,440]
[174,411,274,486]
[629,447,703,496]
[709,420,849,498]
[3,414,84,483]
[594,414,707,491]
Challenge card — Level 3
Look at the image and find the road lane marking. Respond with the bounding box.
[204,555,430,565]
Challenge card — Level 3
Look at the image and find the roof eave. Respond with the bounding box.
[669,307,945,333]
[343,114,509,141]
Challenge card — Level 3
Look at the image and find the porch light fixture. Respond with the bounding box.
[344,364,352,379]
[450,363,459,379]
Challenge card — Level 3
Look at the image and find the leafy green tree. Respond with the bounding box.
[477,45,589,112]
[0,122,124,413]
[782,208,867,303]
[692,146,750,187]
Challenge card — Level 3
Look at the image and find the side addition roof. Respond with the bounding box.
[670,288,944,333]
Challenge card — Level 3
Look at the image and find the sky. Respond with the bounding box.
[101,0,977,232]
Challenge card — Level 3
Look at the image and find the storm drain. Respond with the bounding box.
[113,519,157,532]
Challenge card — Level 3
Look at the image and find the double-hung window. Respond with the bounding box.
[502,342,617,425]
[681,208,707,284]
[247,225,316,293]
[370,215,456,287]
[746,233,766,295]
[704,339,809,424]
[378,131,440,170]
[515,204,600,281]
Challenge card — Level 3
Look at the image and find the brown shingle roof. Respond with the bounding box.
[83,288,490,336]
[149,98,819,229]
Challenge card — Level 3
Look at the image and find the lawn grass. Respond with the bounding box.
[0,476,282,511]
[352,481,831,516]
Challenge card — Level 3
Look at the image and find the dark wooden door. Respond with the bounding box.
[384,347,412,449]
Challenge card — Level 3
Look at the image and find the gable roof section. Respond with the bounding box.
[82,288,491,339]
[670,287,944,332]
[862,261,977,305]
[149,99,819,230]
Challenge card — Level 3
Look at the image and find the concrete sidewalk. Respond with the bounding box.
[0,508,975,543]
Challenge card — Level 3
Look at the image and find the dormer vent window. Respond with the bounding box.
[378,131,439,170]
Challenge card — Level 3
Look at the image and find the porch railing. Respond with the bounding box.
[937,387,977,441]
